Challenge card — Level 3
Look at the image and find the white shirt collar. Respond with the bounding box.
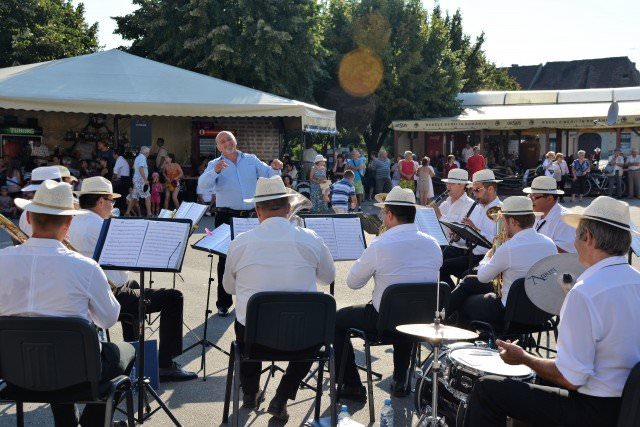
[23,238,66,249]
[577,255,628,284]
[380,222,417,237]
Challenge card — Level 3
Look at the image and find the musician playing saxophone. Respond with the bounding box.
[429,169,474,242]
[446,196,557,326]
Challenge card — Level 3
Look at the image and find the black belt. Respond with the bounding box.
[216,207,255,217]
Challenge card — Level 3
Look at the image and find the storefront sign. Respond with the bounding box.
[0,126,41,135]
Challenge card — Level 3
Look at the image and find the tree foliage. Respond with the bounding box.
[0,0,99,67]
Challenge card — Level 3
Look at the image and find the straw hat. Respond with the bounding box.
[562,196,640,235]
[75,176,121,198]
[14,180,87,216]
[21,166,62,192]
[471,169,502,184]
[243,176,307,205]
[523,176,564,195]
[441,169,471,184]
[373,186,424,208]
[314,154,327,163]
[56,165,78,182]
[500,196,542,217]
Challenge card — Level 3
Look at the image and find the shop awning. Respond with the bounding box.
[0,49,337,133]
[391,87,640,132]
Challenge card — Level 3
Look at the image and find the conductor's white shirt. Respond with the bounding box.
[439,193,475,248]
[68,210,129,287]
[534,202,576,253]
[477,227,557,305]
[469,197,502,255]
[0,238,120,329]
[223,216,335,325]
[555,256,640,397]
[347,223,442,311]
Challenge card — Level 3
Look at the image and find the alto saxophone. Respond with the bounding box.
[0,213,119,293]
[486,207,507,296]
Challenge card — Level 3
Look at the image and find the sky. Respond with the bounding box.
[74,0,640,68]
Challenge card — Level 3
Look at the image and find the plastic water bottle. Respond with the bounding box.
[380,398,394,426]
[337,405,351,425]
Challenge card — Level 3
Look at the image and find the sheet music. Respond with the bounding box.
[631,223,640,256]
[304,216,365,261]
[97,218,148,267]
[173,202,208,226]
[232,217,260,238]
[137,221,190,269]
[174,202,191,219]
[158,209,174,219]
[415,208,449,246]
[304,217,339,257]
[193,224,231,255]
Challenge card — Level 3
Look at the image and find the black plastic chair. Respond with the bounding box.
[471,278,557,356]
[337,282,451,424]
[0,316,134,427]
[222,292,337,426]
[617,362,640,427]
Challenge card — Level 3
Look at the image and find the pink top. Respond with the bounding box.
[151,183,163,196]
[400,160,415,177]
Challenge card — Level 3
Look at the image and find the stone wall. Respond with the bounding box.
[214,117,281,161]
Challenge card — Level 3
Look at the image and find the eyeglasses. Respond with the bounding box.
[102,197,115,204]
[528,194,547,201]
[471,188,483,193]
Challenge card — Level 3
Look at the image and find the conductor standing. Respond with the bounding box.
[197,131,283,316]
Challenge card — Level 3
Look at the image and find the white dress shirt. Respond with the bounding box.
[534,202,576,253]
[627,155,640,171]
[468,197,502,255]
[113,155,130,177]
[477,227,557,305]
[608,155,625,175]
[439,193,475,248]
[68,210,129,287]
[223,216,335,325]
[555,256,640,397]
[347,223,443,311]
[0,238,120,329]
[133,153,148,184]
[19,210,32,237]
[462,147,474,163]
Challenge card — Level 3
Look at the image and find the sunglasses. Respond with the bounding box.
[528,194,547,201]
[102,196,115,204]
[471,188,483,193]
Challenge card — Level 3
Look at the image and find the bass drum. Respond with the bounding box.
[414,342,475,427]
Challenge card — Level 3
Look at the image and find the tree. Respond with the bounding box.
[0,0,99,67]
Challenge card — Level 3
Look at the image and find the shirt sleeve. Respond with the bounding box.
[555,290,596,387]
[197,160,219,193]
[316,241,336,286]
[222,240,239,295]
[86,267,120,330]
[346,244,377,289]
[253,156,279,178]
[476,244,509,283]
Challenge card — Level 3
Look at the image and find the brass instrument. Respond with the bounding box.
[486,206,507,296]
[0,213,119,293]
[286,191,313,227]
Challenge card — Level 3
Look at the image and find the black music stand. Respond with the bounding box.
[439,220,492,270]
[94,217,192,426]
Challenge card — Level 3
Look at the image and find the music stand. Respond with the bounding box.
[94,217,191,425]
[439,220,492,271]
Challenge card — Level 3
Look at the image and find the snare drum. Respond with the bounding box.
[415,344,535,426]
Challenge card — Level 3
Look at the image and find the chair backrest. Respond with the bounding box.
[617,362,640,427]
[0,316,101,398]
[376,282,450,336]
[503,278,554,328]
[244,292,336,354]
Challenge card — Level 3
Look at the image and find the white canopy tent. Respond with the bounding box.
[0,49,336,133]
[391,87,640,132]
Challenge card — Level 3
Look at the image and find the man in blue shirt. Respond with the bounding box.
[197,131,283,315]
[346,149,366,206]
[330,170,357,213]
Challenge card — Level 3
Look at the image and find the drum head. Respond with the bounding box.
[449,348,532,378]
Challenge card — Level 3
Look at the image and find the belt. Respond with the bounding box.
[216,207,255,217]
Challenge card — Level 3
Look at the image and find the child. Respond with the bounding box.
[150,172,163,216]
[125,187,141,217]
[330,170,357,214]
[0,186,17,218]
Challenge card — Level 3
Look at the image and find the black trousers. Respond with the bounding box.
[215,209,254,310]
[117,280,183,368]
[113,176,131,212]
[449,275,504,326]
[334,304,412,387]
[440,245,484,289]
[51,341,136,427]
[464,376,621,427]
[234,321,316,400]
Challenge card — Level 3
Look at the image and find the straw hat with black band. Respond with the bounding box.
[56,165,78,183]
[75,176,121,199]
[562,196,640,235]
[470,169,503,186]
[441,168,471,185]
[523,176,564,195]
[244,176,308,206]
[499,196,543,217]
[21,166,62,192]
[15,180,87,216]
[374,186,424,208]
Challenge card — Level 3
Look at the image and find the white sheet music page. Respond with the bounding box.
[232,217,260,238]
[158,209,174,219]
[333,217,366,260]
[97,219,148,267]
[194,223,231,255]
[303,217,339,259]
[181,203,208,226]
[137,220,190,269]
[174,202,192,219]
[415,208,448,246]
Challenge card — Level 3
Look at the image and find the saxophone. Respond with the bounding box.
[486,207,507,296]
[0,213,119,293]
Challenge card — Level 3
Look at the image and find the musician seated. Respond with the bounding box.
[67,177,197,382]
[0,180,133,426]
[223,176,335,421]
[335,186,442,400]
[447,196,557,326]
[431,168,474,244]
[465,196,640,426]
[440,169,502,289]
[523,175,576,253]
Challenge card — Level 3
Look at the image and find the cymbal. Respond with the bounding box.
[525,253,586,316]
[396,323,479,342]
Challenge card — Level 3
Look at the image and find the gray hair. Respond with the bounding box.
[577,150,586,155]
[577,218,631,256]
[140,146,151,155]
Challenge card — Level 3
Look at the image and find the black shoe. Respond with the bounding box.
[218,307,229,317]
[339,384,367,402]
[242,390,264,409]
[159,362,198,381]
[390,379,410,397]
[267,395,289,421]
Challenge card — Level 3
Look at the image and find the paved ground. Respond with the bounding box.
[1,197,640,427]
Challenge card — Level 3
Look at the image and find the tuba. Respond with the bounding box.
[486,206,507,296]
[286,191,313,227]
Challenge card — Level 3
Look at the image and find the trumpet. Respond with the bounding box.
[485,206,507,296]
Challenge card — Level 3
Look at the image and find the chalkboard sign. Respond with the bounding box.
[130,117,152,148]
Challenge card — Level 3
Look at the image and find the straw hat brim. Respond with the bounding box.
[74,190,121,198]
[21,184,41,192]
[373,200,425,209]
[561,211,640,235]
[522,187,564,195]
[441,178,471,184]
[244,188,304,204]
[501,210,544,217]
[14,198,87,216]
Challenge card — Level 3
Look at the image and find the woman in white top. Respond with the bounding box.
[416,157,435,205]
[542,151,556,177]
[552,153,569,201]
